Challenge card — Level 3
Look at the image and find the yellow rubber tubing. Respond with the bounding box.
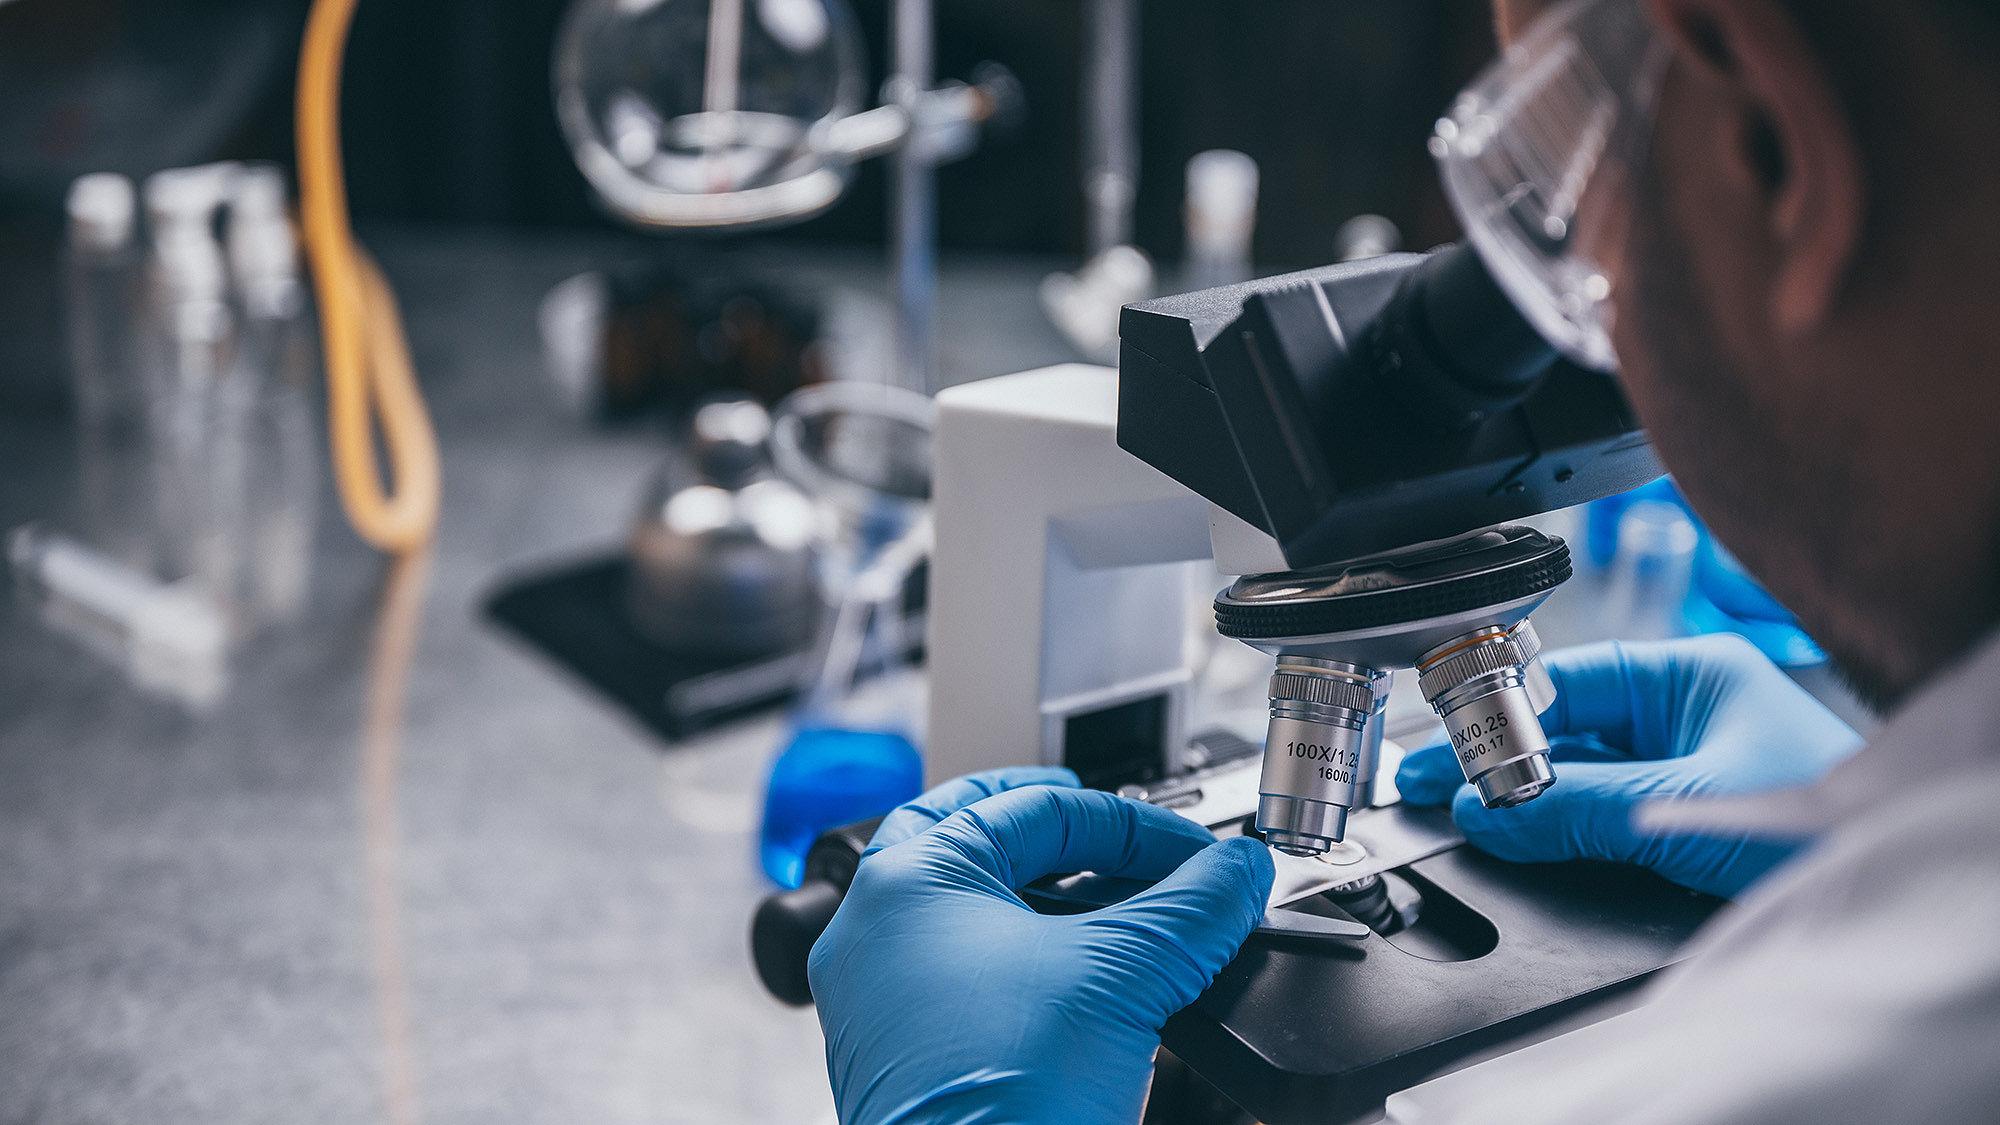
[297,0,441,555]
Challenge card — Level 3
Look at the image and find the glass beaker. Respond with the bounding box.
[769,380,932,604]
[756,380,935,886]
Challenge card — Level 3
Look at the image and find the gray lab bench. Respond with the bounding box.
[0,228,1076,1125]
[0,227,1869,1125]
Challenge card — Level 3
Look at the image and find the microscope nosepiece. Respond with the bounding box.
[1222,528,1573,855]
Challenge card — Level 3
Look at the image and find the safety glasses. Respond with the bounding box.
[1430,0,1671,370]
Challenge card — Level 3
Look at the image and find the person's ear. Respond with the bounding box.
[1644,0,1866,333]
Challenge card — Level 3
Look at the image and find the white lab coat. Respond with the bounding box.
[1385,632,2000,1124]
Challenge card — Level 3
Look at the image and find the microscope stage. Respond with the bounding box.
[1162,806,1720,1125]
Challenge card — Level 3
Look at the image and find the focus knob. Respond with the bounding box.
[751,881,844,1006]
[747,816,881,1006]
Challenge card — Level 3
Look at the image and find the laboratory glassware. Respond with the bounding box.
[141,165,245,611]
[769,379,932,602]
[758,382,935,887]
[64,173,153,571]
[758,723,921,888]
[1039,0,1153,363]
[757,516,929,888]
[555,0,872,229]
[227,164,320,629]
[1586,480,1827,666]
[554,0,1018,394]
[8,524,228,708]
[1597,498,1697,642]
[1334,214,1403,262]
[65,173,142,428]
[64,162,322,643]
[627,398,821,658]
[1183,149,1259,291]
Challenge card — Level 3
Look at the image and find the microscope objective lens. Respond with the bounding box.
[1416,622,1558,808]
[1255,659,1390,856]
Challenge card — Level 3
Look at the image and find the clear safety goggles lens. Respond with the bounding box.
[1430,0,1670,371]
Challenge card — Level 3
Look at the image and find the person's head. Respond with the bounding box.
[1495,0,2000,708]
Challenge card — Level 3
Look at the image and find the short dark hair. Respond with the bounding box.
[1782,1,2000,82]
[1911,1,2000,58]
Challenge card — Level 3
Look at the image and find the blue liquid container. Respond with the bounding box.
[1587,478,1825,667]
[759,725,923,888]
[1585,477,1687,568]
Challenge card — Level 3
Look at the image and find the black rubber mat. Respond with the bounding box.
[483,552,810,742]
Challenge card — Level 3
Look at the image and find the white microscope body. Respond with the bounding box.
[925,363,1287,791]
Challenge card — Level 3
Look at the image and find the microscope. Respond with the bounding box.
[752,242,1716,1124]
[1118,240,1658,856]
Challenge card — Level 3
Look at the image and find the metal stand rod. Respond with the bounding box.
[702,0,744,115]
[1083,0,1138,257]
[890,0,938,395]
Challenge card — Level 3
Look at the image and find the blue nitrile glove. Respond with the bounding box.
[1396,635,1863,898]
[808,767,1275,1125]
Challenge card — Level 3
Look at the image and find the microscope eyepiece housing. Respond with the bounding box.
[1118,242,1659,571]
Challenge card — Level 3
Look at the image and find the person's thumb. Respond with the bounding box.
[1449,760,1685,868]
[1081,836,1273,1022]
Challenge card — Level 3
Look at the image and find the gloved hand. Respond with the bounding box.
[1396,634,1863,898]
[808,767,1274,1125]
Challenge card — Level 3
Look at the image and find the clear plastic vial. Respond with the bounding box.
[64,173,152,570]
[65,173,142,424]
[141,165,245,616]
[225,165,319,628]
[1599,499,1697,641]
[8,524,228,708]
[1184,149,1259,291]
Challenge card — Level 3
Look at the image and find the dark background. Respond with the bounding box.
[0,0,1500,414]
[0,0,1496,264]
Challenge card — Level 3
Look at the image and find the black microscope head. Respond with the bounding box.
[1116,243,1663,572]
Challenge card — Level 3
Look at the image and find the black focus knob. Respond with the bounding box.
[748,816,883,1006]
[751,881,845,1006]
